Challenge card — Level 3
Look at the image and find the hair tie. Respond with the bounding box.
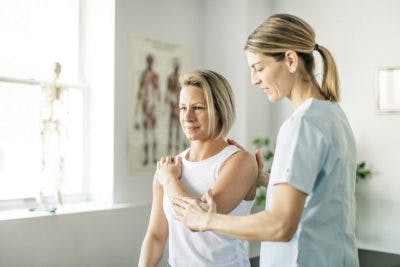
[314,43,319,51]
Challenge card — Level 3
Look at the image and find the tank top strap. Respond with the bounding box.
[213,145,241,175]
[215,145,240,161]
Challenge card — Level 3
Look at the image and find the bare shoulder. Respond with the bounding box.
[230,150,256,166]
[220,150,257,177]
[215,149,258,202]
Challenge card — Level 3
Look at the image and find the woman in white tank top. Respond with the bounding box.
[139,69,258,267]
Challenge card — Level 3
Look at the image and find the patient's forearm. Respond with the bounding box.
[138,235,165,267]
[163,176,193,200]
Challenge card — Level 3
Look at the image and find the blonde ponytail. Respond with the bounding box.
[316,45,340,102]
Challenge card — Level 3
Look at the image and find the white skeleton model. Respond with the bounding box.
[38,62,66,209]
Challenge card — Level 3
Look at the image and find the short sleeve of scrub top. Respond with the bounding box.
[270,115,328,194]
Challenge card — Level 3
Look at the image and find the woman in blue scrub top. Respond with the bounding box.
[171,14,359,267]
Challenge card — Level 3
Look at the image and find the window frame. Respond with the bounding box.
[0,1,89,210]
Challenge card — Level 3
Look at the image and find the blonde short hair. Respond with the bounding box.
[179,69,235,139]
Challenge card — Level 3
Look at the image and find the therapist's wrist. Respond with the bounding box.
[257,170,270,187]
[200,211,213,232]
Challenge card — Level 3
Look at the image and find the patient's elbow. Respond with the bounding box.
[274,221,298,242]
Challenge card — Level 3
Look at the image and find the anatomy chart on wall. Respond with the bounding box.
[128,35,192,174]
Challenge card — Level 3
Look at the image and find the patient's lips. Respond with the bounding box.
[185,125,199,133]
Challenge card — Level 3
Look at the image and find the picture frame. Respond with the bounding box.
[128,34,192,175]
[376,67,400,113]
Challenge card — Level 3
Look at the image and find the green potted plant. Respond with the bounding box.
[356,161,373,182]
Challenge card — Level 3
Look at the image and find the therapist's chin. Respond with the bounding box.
[266,95,281,103]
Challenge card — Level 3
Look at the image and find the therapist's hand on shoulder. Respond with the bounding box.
[255,149,270,187]
[156,156,182,186]
[227,138,270,187]
[172,189,216,232]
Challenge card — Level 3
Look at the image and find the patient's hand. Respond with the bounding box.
[156,156,182,186]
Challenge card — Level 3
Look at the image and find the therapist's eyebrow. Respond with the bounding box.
[251,61,262,68]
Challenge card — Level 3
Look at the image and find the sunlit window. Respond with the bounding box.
[0,0,83,201]
[0,0,79,81]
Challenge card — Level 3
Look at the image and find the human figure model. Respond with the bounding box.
[134,54,160,166]
[165,58,182,154]
[38,62,65,209]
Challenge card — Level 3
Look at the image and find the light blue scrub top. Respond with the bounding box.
[260,98,359,267]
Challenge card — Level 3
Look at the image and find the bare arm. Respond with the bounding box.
[157,150,257,215]
[227,138,270,187]
[173,183,306,242]
[138,176,168,267]
[210,150,257,214]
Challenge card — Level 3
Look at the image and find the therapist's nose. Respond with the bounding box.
[251,70,261,86]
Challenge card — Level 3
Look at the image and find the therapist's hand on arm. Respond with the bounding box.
[173,183,307,242]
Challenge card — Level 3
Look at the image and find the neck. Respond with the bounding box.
[289,78,325,109]
[187,138,228,161]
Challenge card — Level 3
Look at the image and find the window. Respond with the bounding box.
[0,0,84,203]
[0,0,79,81]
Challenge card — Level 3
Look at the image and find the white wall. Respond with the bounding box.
[244,0,274,146]
[202,0,248,145]
[202,0,272,148]
[0,205,150,267]
[270,0,400,255]
[202,0,280,146]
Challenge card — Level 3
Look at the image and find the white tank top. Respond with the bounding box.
[163,145,254,267]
